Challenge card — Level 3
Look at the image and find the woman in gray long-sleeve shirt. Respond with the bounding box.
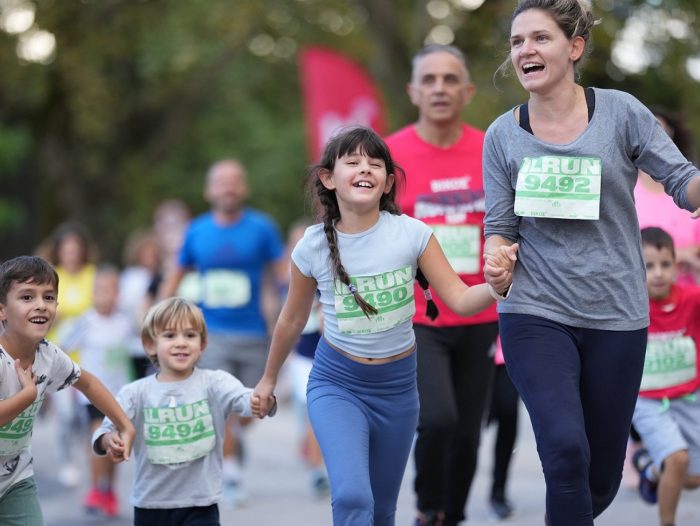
[481,1,700,525]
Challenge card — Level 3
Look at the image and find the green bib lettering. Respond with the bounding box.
[334,266,415,335]
[143,399,215,464]
[0,398,42,455]
[640,336,697,391]
[514,156,601,220]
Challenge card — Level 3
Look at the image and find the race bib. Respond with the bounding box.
[335,266,415,335]
[0,398,42,456]
[144,400,216,465]
[201,270,251,309]
[432,225,481,274]
[514,156,601,220]
[640,336,697,391]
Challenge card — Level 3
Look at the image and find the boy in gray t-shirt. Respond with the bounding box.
[93,298,275,526]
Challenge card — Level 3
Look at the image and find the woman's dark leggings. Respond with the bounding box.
[499,313,647,526]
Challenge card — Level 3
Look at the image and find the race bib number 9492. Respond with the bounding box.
[514,156,602,220]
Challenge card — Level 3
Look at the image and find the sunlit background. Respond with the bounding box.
[1,0,699,259]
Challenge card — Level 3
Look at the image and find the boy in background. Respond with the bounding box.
[633,227,700,526]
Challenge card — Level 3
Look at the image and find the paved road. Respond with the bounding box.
[33,397,700,525]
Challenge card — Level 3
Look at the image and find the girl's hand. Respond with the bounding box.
[107,424,135,462]
[252,378,276,418]
[14,360,37,396]
[103,431,128,463]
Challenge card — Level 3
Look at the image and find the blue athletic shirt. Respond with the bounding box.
[178,208,284,335]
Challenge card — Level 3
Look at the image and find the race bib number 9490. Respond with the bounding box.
[514,156,601,220]
[335,266,415,335]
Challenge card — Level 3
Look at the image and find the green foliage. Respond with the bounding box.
[1,0,700,259]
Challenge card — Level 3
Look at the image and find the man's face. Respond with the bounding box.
[204,161,249,215]
[408,51,475,125]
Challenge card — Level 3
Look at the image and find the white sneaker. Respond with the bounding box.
[58,464,80,487]
[222,479,248,509]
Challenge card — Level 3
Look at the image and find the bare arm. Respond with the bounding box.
[0,362,37,426]
[418,236,515,317]
[253,263,317,417]
[74,370,135,460]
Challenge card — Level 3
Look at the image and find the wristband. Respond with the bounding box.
[488,283,511,301]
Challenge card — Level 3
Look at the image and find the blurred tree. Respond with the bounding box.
[0,0,699,260]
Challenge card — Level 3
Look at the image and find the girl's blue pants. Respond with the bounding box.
[307,338,419,526]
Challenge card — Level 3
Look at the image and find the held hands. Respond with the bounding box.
[252,377,277,419]
[102,425,135,463]
[483,243,519,295]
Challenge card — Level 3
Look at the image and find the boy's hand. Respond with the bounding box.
[14,360,37,398]
[118,423,136,461]
[252,378,276,418]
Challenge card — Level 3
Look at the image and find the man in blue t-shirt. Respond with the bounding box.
[160,158,285,505]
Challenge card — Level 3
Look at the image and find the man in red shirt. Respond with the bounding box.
[386,45,499,526]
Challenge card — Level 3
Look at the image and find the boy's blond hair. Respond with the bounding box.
[141,297,207,367]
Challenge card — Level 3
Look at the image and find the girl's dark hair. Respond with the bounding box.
[0,256,59,304]
[308,126,439,320]
[308,127,401,317]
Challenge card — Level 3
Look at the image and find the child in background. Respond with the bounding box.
[93,297,276,526]
[0,256,134,526]
[60,264,138,517]
[253,126,517,525]
[633,227,700,526]
[39,222,99,487]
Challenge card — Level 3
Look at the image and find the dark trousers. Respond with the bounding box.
[499,313,647,526]
[487,363,519,501]
[414,322,498,524]
[134,504,219,526]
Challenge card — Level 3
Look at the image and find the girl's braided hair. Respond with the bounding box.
[308,126,438,320]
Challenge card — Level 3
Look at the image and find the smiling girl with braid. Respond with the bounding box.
[252,126,517,526]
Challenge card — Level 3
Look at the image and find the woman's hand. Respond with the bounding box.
[483,243,519,294]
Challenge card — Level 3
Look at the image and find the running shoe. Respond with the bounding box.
[222,479,248,509]
[101,490,119,518]
[311,474,330,498]
[632,448,658,504]
[83,488,103,514]
[489,496,514,520]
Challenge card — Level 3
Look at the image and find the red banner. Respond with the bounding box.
[299,46,386,161]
